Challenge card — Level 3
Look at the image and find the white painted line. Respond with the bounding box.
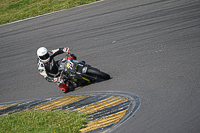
[0,0,104,27]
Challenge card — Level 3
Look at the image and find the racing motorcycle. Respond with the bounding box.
[58,54,110,89]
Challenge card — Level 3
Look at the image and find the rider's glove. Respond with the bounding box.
[53,77,63,83]
[63,47,70,53]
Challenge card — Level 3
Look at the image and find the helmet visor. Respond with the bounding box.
[39,53,49,60]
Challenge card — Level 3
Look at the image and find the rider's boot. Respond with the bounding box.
[59,82,69,93]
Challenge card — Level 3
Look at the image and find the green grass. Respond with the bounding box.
[0,110,88,133]
[0,0,99,25]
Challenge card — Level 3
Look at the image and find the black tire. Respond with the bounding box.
[87,67,110,80]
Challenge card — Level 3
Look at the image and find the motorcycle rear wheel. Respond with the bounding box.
[87,67,110,80]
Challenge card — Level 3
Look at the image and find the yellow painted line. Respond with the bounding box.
[0,105,7,110]
[80,109,127,133]
[0,103,19,111]
[40,97,80,110]
[81,98,128,114]
[76,96,120,112]
[87,109,127,126]
[29,96,71,111]
[77,96,129,114]
[31,95,89,111]
[44,96,88,110]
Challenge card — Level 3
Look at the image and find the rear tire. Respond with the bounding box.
[87,67,110,80]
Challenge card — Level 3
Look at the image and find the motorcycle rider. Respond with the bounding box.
[37,47,77,92]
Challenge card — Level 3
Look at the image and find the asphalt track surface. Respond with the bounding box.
[0,0,200,133]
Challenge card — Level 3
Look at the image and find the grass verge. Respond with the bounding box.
[0,110,88,133]
[0,0,100,25]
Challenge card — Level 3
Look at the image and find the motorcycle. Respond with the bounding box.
[58,53,110,91]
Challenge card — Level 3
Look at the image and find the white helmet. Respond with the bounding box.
[37,47,50,63]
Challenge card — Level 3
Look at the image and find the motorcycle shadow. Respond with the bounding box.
[67,78,111,93]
